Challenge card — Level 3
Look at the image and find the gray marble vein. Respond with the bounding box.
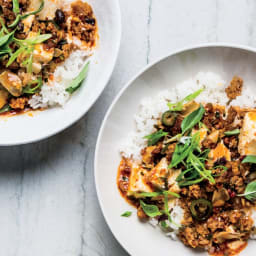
[1,1,256,255]
[147,0,153,64]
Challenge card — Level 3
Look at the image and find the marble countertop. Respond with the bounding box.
[2,0,256,255]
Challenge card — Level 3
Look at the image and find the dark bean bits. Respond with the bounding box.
[85,18,95,25]
[54,9,65,25]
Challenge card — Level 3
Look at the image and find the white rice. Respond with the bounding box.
[29,50,90,109]
[148,218,158,227]
[170,204,184,229]
[119,72,256,160]
[148,200,184,241]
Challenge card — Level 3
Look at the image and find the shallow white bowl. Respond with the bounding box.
[95,44,256,256]
[0,0,121,145]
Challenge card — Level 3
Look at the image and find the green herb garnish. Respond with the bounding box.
[170,132,200,168]
[121,211,132,217]
[166,191,180,198]
[167,88,203,112]
[65,62,90,94]
[23,77,43,94]
[224,129,240,136]
[144,129,168,146]
[213,165,228,171]
[0,30,15,47]
[198,121,209,131]
[0,31,14,56]
[6,32,52,72]
[212,165,228,177]
[237,181,256,201]
[21,0,44,19]
[129,191,180,199]
[187,152,215,184]
[160,220,168,229]
[181,104,205,134]
[0,19,15,57]
[163,191,180,227]
[8,0,20,27]
[0,105,11,113]
[138,192,180,227]
[9,0,45,28]
[170,138,192,168]
[6,46,24,66]
[0,18,9,34]
[8,15,21,28]
[178,177,204,187]
[172,133,215,186]
[242,155,256,164]
[139,200,162,218]
[129,192,162,198]
[163,192,172,223]
[176,168,198,182]
[12,0,20,14]
[24,34,52,44]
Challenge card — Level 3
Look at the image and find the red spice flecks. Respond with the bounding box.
[228,189,236,198]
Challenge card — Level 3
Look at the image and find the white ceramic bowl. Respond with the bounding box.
[95,44,256,256]
[0,0,121,145]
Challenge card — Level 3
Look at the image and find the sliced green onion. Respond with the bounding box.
[66,62,90,94]
[224,129,240,136]
[0,104,11,114]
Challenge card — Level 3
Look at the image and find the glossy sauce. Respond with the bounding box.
[0,107,44,117]
[0,108,31,117]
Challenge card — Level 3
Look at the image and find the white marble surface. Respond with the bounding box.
[2,1,256,255]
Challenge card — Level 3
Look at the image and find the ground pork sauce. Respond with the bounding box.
[117,76,256,255]
[0,0,97,114]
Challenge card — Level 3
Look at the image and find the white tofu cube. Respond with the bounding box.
[239,112,256,155]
